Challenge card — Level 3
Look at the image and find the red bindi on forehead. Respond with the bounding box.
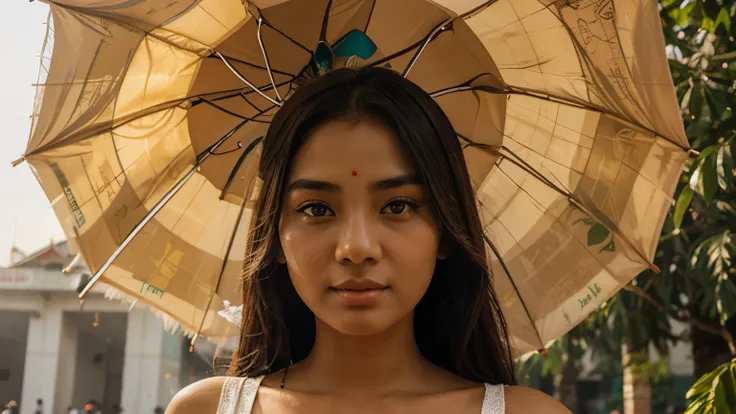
[351,170,358,176]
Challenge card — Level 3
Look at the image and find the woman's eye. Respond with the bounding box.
[381,200,416,215]
[297,203,335,217]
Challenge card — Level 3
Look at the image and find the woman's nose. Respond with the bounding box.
[335,212,382,264]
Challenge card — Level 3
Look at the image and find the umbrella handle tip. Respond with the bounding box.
[189,333,200,353]
[11,156,25,168]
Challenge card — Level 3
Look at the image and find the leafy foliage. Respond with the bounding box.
[685,358,736,414]
[657,0,736,344]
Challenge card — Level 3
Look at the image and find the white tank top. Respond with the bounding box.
[216,376,505,413]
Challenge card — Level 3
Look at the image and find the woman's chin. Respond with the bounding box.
[320,311,399,337]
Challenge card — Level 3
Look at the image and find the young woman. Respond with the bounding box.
[167,67,570,413]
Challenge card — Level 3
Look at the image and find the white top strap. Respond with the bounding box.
[481,383,505,414]
[216,376,502,413]
[216,376,265,414]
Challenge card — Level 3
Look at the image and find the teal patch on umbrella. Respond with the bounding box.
[333,29,377,60]
[314,41,334,75]
[313,30,377,75]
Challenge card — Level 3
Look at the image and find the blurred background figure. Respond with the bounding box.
[33,398,42,414]
[1,401,18,414]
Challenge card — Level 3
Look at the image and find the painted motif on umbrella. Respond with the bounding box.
[288,30,379,99]
[574,216,616,253]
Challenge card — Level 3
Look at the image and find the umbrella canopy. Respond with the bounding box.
[22,0,689,354]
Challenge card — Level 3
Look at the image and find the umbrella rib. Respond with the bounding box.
[29,79,288,157]
[456,132,502,154]
[400,2,503,79]
[430,83,507,99]
[434,82,591,110]
[215,52,283,107]
[199,98,271,123]
[240,93,263,113]
[363,0,377,33]
[206,54,297,78]
[368,42,422,68]
[39,0,214,55]
[215,103,274,198]
[257,17,283,102]
[431,85,473,99]
[458,0,500,19]
[78,119,250,299]
[210,141,244,156]
[436,84,689,152]
[368,26,453,70]
[498,147,570,198]
[29,10,52,136]
[457,132,487,148]
[482,231,545,351]
[208,90,250,103]
[191,155,258,350]
[508,85,689,151]
[219,136,264,200]
[248,5,313,54]
[319,0,334,42]
[28,87,245,156]
[402,18,453,78]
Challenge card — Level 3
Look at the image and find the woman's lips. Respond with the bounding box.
[329,287,390,306]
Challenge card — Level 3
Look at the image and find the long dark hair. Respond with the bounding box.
[229,67,516,385]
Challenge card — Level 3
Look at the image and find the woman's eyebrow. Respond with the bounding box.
[287,179,340,192]
[286,174,419,193]
[372,174,420,190]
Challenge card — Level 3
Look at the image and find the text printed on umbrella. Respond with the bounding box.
[49,162,86,229]
[578,283,602,310]
[141,282,165,299]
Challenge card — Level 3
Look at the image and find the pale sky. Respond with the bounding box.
[0,1,65,267]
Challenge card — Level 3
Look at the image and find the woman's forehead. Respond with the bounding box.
[288,119,416,180]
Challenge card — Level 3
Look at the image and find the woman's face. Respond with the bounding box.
[279,118,442,336]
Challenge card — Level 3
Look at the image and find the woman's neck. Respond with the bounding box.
[293,313,435,395]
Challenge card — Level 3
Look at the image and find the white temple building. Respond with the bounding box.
[0,241,213,414]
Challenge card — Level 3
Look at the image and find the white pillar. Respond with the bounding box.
[20,307,78,414]
[120,310,182,414]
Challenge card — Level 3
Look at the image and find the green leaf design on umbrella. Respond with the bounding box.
[588,222,610,246]
[574,217,616,253]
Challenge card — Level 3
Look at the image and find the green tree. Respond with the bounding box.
[685,357,736,414]
[652,0,736,371]
[606,0,736,410]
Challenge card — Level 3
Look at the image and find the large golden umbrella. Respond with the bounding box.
[20,0,689,354]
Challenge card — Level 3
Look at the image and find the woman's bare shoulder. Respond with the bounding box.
[165,376,227,414]
[504,386,571,414]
